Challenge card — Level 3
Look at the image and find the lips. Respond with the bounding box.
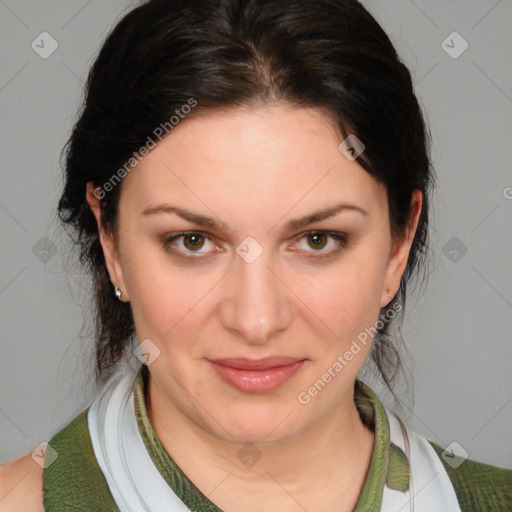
[208,356,305,371]
[207,356,307,393]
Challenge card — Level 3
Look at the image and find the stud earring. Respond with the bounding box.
[114,286,122,300]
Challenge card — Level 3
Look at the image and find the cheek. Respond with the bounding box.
[120,240,195,339]
[293,253,388,342]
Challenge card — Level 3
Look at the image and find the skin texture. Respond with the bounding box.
[1,103,421,512]
[86,103,422,512]
[0,453,44,512]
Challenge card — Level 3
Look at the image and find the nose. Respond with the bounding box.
[218,248,293,345]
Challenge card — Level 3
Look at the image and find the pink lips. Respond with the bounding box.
[207,356,306,393]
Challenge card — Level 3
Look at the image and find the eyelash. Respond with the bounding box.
[162,230,348,261]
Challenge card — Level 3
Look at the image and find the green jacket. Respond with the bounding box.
[43,366,512,511]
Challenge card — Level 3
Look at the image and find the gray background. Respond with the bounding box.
[1,0,511,470]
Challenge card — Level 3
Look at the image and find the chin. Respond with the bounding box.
[207,401,305,445]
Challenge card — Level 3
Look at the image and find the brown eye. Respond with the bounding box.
[307,232,328,250]
[295,231,348,260]
[163,231,216,257]
[182,233,206,251]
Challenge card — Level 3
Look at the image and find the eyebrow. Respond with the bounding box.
[141,201,368,232]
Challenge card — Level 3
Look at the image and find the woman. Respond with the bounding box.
[1,0,510,510]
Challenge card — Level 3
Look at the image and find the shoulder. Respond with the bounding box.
[42,406,119,511]
[0,406,120,512]
[0,452,44,512]
[0,407,115,512]
[429,440,512,512]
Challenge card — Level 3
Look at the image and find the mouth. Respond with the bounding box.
[207,356,307,393]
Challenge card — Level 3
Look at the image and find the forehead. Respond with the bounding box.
[119,104,388,221]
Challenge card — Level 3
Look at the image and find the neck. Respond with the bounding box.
[145,372,375,511]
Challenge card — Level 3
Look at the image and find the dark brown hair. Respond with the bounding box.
[58,0,433,397]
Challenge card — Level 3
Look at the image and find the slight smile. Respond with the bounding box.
[207,357,307,393]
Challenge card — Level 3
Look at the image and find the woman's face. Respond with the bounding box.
[89,103,421,444]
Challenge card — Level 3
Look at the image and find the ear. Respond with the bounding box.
[379,189,423,308]
[85,182,129,302]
